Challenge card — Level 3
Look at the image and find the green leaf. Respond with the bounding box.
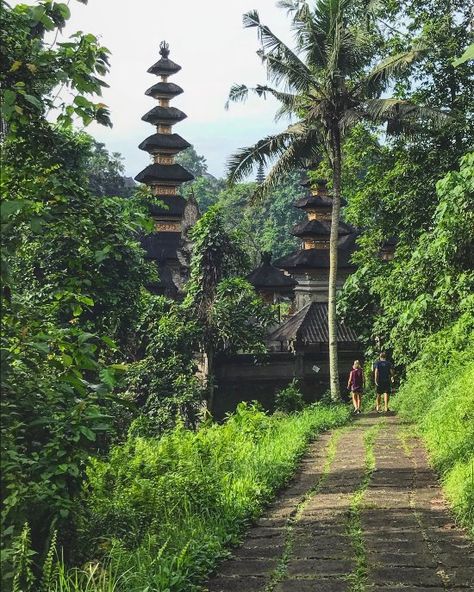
[453,43,474,67]
[1,200,24,219]
[56,3,71,19]
[99,368,115,389]
[72,304,83,317]
[73,95,91,108]
[101,335,116,349]
[24,94,42,109]
[78,332,95,344]
[3,89,16,106]
[79,426,96,441]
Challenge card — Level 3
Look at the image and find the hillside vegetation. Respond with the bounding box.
[394,314,474,535]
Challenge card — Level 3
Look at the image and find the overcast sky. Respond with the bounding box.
[28,0,298,179]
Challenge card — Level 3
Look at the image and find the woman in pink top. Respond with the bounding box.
[347,360,364,414]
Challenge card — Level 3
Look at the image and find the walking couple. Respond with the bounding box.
[347,352,394,414]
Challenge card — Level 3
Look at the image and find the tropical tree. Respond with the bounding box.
[183,206,272,412]
[226,0,446,400]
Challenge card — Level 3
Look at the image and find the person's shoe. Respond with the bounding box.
[357,409,362,414]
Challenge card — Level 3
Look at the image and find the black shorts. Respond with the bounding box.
[376,383,391,395]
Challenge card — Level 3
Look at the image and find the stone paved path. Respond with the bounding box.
[205,414,473,592]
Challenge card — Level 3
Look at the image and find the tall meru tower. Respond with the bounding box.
[135,41,195,298]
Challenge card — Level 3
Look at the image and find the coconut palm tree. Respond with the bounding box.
[226,0,445,400]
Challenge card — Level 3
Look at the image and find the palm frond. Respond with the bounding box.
[225,84,250,110]
[226,127,301,184]
[226,84,300,118]
[252,125,325,202]
[339,108,363,135]
[243,10,315,93]
[358,46,425,97]
[361,99,451,135]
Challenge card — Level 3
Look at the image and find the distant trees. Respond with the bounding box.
[86,139,135,198]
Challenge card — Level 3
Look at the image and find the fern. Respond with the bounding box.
[11,523,35,592]
[40,530,58,592]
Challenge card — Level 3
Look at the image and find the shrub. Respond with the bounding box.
[275,379,305,413]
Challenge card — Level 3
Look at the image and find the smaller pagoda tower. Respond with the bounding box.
[247,251,296,302]
[135,41,194,297]
[275,178,355,309]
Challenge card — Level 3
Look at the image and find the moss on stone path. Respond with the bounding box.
[205,414,474,592]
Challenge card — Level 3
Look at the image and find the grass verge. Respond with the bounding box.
[73,402,350,591]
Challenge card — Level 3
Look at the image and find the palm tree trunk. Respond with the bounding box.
[206,345,215,415]
[328,124,342,401]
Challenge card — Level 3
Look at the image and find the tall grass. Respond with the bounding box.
[72,402,349,591]
[393,314,474,536]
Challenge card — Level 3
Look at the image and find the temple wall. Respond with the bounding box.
[212,347,363,419]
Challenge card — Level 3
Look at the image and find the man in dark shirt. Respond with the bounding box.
[374,352,394,413]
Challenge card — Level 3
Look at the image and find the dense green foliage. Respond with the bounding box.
[394,316,474,535]
[275,379,306,413]
[183,206,273,409]
[0,1,151,566]
[340,152,474,363]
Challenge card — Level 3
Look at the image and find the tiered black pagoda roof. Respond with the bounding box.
[274,174,357,272]
[141,105,187,125]
[135,163,194,185]
[139,133,191,154]
[147,42,181,76]
[247,252,296,290]
[135,41,194,298]
[291,219,352,239]
[145,81,183,99]
[135,40,193,200]
[274,244,355,271]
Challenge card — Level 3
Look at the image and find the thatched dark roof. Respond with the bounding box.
[145,81,183,99]
[247,253,296,290]
[148,195,187,217]
[275,234,357,271]
[294,194,347,209]
[141,106,187,125]
[135,163,194,185]
[139,133,191,153]
[268,302,358,344]
[147,57,181,76]
[291,219,352,238]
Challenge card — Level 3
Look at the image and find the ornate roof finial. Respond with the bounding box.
[159,40,170,58]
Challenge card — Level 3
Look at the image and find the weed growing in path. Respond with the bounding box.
[345,421,384,592]
[263,427,346,591]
